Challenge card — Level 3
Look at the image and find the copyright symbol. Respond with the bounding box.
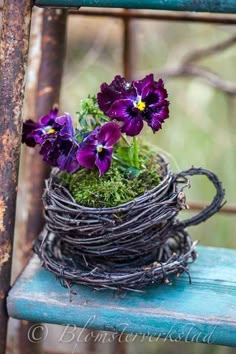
[28,324,49,343]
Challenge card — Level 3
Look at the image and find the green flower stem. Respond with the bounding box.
[133,136,140,169]
[121,133,131,146]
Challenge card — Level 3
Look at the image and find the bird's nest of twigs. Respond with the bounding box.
[33,155,225,293]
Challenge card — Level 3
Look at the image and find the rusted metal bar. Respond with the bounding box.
[7,9,44,354]
[23,7,67,253]
[0,1,33,353]
[3,3,236,24]
[122,8,136,81]
[14,7,67,354]
[68,8,236,25]
[122,9,133,80]
[188,202,236,215]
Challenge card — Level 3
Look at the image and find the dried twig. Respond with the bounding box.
[160,64,236,95]
[138,33,236,96]
[183,33,236,64]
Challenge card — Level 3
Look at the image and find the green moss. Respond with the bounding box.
[59,157,161,208]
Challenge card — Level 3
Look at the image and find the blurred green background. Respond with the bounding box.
[57,12,236,354]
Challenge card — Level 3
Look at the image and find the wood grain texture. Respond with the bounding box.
[7,246,236,347]
[34,1,236,14]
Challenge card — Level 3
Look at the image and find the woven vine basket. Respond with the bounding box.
[34,155,225,292]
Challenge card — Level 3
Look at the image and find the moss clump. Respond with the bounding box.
[59,158,161,208]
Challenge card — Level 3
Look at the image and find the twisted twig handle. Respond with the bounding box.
[174,167,225,229]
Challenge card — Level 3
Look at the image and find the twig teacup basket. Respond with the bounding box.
[33,155,225,292]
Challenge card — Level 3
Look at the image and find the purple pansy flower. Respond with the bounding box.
[22,108,59,147]
[76,122,121,175]
[97,74,169,136]
[22,109,80,173]
[39,113,80,173]
[40,136,80,173]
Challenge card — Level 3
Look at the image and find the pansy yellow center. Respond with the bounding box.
[135,100,146,111]
[97,144,104,153]
[45,126,56,134]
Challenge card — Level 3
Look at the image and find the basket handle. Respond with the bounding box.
[174,167,225,229]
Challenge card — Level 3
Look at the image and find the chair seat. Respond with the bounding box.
[7,245,236,346]
[34,0,236,13]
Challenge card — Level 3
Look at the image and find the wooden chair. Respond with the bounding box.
[0,1,236,353]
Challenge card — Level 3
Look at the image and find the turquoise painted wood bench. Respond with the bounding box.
[7,246,236,346]
[35,0,236,13]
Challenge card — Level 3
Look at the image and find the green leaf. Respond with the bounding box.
[115,140,142,171]
[77,95,109,132]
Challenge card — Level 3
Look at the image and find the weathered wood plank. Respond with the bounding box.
[34,1,236,14]
[7,246,236,347]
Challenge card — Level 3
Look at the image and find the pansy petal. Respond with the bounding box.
[22,120,42,147]
[95,148,112,176]
[121,116,144,137]
[142,85,168,106]
[40,107,58,126]
[97,122,121,147]
[56,113,74,137]
[146,105,169,133]
[97,85,121,115]
[111,75,136,97]
[58,150,80,173]
[107,99,134,121]
[133,74,154,96]
[97,75,136,115]
[39,138,59,166]
[58,155,79,173]
[76,144,96,169]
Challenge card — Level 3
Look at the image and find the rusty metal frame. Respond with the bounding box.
[15,7,68,354]
[0,1,33,353]
[68,8,236,24]
[122,9,135,80]
[1,6,236,24]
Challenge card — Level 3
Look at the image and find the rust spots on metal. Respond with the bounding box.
[38,86,54,96]
[0,243,11,270]
[0,198,7,233]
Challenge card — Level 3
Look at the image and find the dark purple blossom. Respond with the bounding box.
[76,122,121,175]
[22,109,80,173]
[39,113,80,173]
[22,108,59,147]
[97,74,169,136]
[40,136,80,173]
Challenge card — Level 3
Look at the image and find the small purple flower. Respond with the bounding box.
[23,108,80,173]
[76,122,121,176]
[39,113,80,173]
[40,136,80,173]
[22,108,59,147]
[97,74,169,136]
